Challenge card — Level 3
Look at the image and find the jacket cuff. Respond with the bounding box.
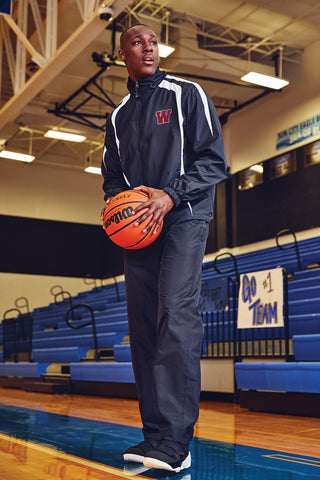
[163,186,180,207]
[104,188,126,202]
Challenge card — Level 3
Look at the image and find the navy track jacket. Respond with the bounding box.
[101,68,227,222]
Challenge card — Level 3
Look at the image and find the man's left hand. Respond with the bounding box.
[133,185,174,233]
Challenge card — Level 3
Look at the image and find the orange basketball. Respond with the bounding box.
[102,190,163,249]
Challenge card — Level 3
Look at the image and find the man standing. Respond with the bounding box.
[101,24,227,473]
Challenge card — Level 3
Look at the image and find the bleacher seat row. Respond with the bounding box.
[0,360,135,383]
[235,361,320,394]
[0,234,319,394]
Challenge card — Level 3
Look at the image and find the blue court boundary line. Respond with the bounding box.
[0,403,319,480]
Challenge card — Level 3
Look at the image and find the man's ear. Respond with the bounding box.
[118,49,126,62]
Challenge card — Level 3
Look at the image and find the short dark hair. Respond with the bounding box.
[120,24,157,48]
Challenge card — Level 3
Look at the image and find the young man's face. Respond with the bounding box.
[119,25,160,81]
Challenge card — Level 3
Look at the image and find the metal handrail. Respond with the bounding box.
[15,297,30,314]
[50,284,64,297]
[213,252,240,286]
[54,290,72,307]
[84,275,98,291]
[2,308,33,363]
[3,307,21,321]
[201,270,290,362]
[276,228,302,271]
[65,303,99,361]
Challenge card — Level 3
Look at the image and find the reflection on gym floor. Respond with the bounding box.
[0,400,319,480]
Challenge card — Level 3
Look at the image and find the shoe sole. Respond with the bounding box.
[123,464,150,475]
[143,452,191,472]
[123,453,144,463]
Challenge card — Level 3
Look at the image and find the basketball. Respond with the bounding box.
[102,190,163,249]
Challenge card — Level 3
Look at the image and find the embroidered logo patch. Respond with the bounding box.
[155,109,172,125]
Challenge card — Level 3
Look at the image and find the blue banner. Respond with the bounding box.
[198,276,229,312]
[276,113,320,151]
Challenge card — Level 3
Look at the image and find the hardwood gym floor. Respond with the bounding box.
[0,387,319,479]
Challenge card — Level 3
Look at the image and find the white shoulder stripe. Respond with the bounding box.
[165,75,213,135]
[105,94,131,188]
[159,79,185,175]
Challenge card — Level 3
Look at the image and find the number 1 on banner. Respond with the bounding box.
[264,271,274,293]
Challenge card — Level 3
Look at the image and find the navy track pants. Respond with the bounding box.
[124,217,209,446]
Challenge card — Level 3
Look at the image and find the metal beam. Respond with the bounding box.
[3,14,47,67]
[1,17,15,87]
[0,0,132,131]
[14,0,28,94]
[29,0,46,56]
[45,0,58,59]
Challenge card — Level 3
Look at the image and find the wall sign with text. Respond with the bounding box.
[199,277,229,312]
[304,139,320,167]
[276,114,320,151]
[237,268,284,329]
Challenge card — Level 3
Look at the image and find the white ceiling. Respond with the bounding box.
[1,0,320,172]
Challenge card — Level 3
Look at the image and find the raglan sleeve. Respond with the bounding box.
[163,84,227,207]
[101,116,129,201]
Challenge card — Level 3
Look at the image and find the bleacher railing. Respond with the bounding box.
[202,277,237,358]
[276,228,302,271]
[65,303,99,361]
[52,287,100,362]
[2,306,33,363]
[201,257,290,360]
[84,274,122,303]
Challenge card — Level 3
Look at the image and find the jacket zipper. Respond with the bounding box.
[132,81,144,183]
[134,81,139,98]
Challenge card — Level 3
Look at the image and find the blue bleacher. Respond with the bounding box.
[288,285,320,300]
[0,234,319,395]
[292,334,320,361]
[32,331,125,350]
[114,344,132,362]
[235,361,320,394]
[33,347,90,363]
[0,362,50,378]
[203,235,320,277]
[32,316,129,339]
[70,362,135,383]
[289,314,320,335]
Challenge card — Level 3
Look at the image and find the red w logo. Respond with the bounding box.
[156,109,172,124]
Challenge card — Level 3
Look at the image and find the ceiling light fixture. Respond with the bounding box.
[158,43,175,58]
[84,166,101,175]
[250,164,264,174]
[241,72,289,90]
[241,46,289,90]
[0,150,35,163]
[44,130,87,142]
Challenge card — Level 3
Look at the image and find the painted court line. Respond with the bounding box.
[262,453,320,467]
[0,432,154,479]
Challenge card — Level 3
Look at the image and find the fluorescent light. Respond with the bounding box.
[250,164,263,174]
[85,166,101,175]
[44,130,86,142]
[0,150,35,162]
[158,43,175,58]
[241,72,289,90]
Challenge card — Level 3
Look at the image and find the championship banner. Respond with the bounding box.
[237,268,284,329]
